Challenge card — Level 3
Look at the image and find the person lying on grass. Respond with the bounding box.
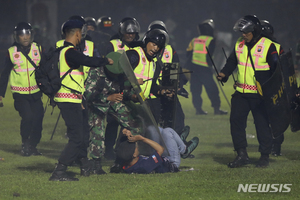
[115,127,199,174]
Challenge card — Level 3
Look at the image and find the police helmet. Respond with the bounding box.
[68,15,87,38]
[260,20,274,37]
[233,15,262,39]
[147,20,168,33]
[13,22,34,45]
[97,16,113,29]
[198,19,214,35]
[143,29,169,50]
[84,17,97,30]
[119,17,140,40]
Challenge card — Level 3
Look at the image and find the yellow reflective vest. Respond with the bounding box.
[132,46,156,99]
[56,39,94,81]
[191,35,213,67]
[235,37,273,94]
[8,42,41,94]
[54,46,85,103]
[110,39,131,52]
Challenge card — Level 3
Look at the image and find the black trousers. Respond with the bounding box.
[105,113,119,151]
[230,91,272,154]
[190,65,221,111]
[174,97,185,134]
[57,102,89,166]
[13,93,44,147]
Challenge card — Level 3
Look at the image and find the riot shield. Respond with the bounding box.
[118,52,169,156]
[279,50,300,132]
[160,63,179,129]
[261,61,291,138]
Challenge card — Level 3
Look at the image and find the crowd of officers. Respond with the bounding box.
[0,13,290,180]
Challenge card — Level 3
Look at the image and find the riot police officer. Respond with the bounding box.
[186,19,227,115]
[104,17,141,160]
[0,22,44,156]
[97,16,117,38]
[84,16,111,56]
[217,15,279,168]
[49,19,113,181]
[147,20,188,135]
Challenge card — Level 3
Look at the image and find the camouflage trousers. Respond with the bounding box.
[88,102,140,159]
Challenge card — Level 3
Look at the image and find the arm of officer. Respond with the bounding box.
[65,48,113,69]
[218,48,238,83]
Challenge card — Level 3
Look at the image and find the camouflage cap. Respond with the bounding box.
[105,51,124,74]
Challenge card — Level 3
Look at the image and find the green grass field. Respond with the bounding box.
[0,78,300,200]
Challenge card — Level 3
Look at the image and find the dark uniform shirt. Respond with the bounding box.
[63,41,109,70]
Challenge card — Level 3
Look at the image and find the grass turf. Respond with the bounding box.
[0,78,300,200]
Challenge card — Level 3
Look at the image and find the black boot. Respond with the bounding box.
[110,163,123,173]
[29,145,42,156]
[80,157,91,177]
[256,154,269,168]
[228,148,250,168]
[91,158,106,175]
[21,140,32,157]
[196,109,208,115]
[214,108,228,115]
[49,163,79,181]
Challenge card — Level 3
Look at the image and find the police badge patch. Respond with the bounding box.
[257,46,262,52]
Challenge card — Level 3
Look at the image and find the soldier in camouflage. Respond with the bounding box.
[85,63,140,174]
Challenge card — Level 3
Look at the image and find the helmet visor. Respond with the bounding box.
[15,29,32,36]
[233,18,255,33]
[14,29,33,45]
[81,24,87,38]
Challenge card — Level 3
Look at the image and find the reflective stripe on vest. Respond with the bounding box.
[133,47,155,98]
[8,42,41,94]
[110,39,131,51]
[192,36,213,67]
[235,37,272,94]
[54,46,84,103]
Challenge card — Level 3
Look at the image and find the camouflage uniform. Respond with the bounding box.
[85,66,140,159]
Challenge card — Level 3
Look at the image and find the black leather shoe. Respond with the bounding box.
[256,154,269,168]
[49,172,79,181]
[49,163,79,181]
[214,109,228,115]
[196,110,208,115]
[228,149,250,168]
[110,163,123,173]
[30,146,42,156]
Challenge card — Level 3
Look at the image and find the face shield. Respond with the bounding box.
[81,24,87,39]
[233,18,255,33]
[13,29,34,46]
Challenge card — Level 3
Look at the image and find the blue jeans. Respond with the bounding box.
[159,127,186,168]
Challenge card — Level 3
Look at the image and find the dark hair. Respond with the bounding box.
[115,140,136,164]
